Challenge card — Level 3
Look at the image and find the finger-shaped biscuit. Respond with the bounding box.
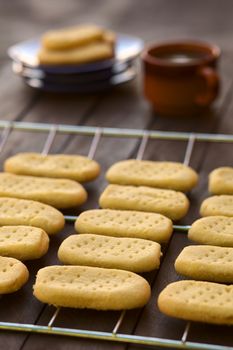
[0,256,29,294]
[42,25,105,50]
[0,173,87,209]
[33,265,151,310]
[75,209,173,243]
[0,226,49,260]
[4,153,100,182]
[188,216,233,247]
[99,185,189,221]
[38,42,114,65]
[175,245,233,283]
[209,167,233,195]
[58,234,161,273]
[158,280,233,325]
[0,197,64,235]
[106,160,198,192]
[200,195,233,217]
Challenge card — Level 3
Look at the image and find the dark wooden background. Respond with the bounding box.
[0,1,232,349]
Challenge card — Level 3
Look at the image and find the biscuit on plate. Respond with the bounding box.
[38,41,114,65]
[38,24,115,65]
[42,24,106,50]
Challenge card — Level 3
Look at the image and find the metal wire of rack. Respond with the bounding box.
[0,120,232,350]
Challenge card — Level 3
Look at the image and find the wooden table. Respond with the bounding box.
[0,1,232,349]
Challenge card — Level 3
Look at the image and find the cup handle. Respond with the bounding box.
[195,67,220,106]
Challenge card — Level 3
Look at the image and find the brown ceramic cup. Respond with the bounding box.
[142,41,221,117]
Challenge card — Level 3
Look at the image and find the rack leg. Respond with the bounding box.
[183,134,196,166]
[136,131,150,160]
[47,307,61,328]
[88,127,102,160]
[181,322,191,344]
[0,123,12,153]
[41,125,58,155]
[112,310,126,335]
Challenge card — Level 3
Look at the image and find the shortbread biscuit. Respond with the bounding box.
[58,234,161,273]
[33,265,151,310]
[158,280,233,325]
[209,167,233,195]
[175,245,233,283]
[200,195,233,217]
[0,197,64,235]
[4,153,100,182]
[38,41,113,65]
[75,209,173,243]
[0,226,49,260]
[99,185,189,221]
[42,25,105,51]
[188,216,233,247]
[0,256,29,294]
[106,160,198,192]
[0,173,87,209]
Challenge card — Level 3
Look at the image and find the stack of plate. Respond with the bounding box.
[8,34,143,93]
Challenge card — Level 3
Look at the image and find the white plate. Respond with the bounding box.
[8,33,143,74]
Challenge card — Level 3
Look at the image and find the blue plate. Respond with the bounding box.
[24,67,136,93]
[12,59,133,83]
[8,33,143,74]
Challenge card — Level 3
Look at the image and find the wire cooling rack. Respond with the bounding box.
[0,120,232,350]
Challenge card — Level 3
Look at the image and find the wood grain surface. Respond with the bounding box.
[0,1,232,349]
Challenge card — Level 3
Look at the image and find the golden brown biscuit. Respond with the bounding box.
[33,265,151,310]
[175,245,233,283]
[200,195,233,217]
[58,234,161,273]
[75,209,173,243]
[42,24,105,50]
[209,167,233,195]
[188,216,233,247]
[0,226,49,260]
[0,256,29,294]
[99,184,189,221]
[106,160,198,192]
[38,41,114,65]
[4,153,100,182]
[0,197,64,235]
[0,172,87,209]
[158,280,233,325]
